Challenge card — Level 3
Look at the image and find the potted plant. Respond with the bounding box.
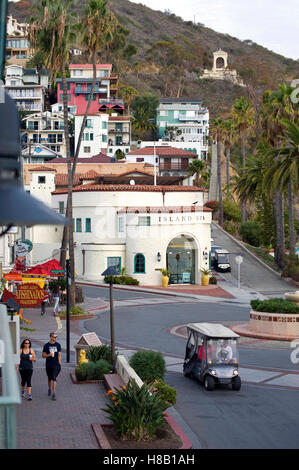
[161,268,171,287]
[200,268,211,286]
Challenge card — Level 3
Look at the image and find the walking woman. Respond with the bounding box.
[18,339,36,400]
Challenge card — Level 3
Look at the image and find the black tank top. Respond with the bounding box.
[19,350,33,370]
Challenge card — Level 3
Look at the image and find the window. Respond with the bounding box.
[90,133,94,141]
[76,218,82,232]
[86,119,93,128]
[85,218,91,232]
[118,217,124,232]
[38,176,46,184]
[57,134,63,143]
[102,121,107,129]
[107,257,121,274]
[134,253,145,273]
[102,135,107,143]
[138,216,151,226]
[58,201,64,214]
[84,146,91,153]
[73,69,83,76]
[136,158,144,162]
[28,121,39,130]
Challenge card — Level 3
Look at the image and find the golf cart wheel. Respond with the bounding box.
[232,376,241,391]
[184,371,191,378]
[204,376,215,391]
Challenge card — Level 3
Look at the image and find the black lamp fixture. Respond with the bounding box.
[157,252,161,262]
[0,92,68,231]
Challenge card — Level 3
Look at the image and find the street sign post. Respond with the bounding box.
[235,255,243,289]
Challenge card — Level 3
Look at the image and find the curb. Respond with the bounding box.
[77,280,238,302]
[230,323,298,342]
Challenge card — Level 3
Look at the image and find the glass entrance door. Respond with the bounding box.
[166,235,196,284]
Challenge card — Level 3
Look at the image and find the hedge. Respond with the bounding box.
[251,298,299,314]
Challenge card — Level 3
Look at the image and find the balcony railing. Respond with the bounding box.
[159,163,190,171]
[99,98,124,106]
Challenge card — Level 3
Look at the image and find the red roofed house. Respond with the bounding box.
[126,146,198,178]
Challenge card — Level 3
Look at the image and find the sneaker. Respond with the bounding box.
[48,389,51,396]
[28,395,32,401]
[52,393,56,401]
[21,392,26,399]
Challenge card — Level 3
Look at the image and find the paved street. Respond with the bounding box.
[211,221,294,296]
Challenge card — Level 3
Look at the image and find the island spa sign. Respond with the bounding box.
[2,283,48,308]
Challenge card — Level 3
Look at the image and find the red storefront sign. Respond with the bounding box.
[2,283,49,308]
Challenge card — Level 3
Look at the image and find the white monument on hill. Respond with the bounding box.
[201,50,245,87]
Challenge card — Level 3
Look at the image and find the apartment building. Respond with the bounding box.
[156,98,209,160]
[4,65,45,112]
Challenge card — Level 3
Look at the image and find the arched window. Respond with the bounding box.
[134,253,145,273]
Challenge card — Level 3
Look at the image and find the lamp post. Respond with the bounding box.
[66,257,70,363]
[101,265,119,368]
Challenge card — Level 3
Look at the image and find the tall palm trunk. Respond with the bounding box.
[61,65,75,308]
[274,189,285,270]
[241,132,246,222]
[217,140,223,227]
[225,145,230,194]
[60,55,98,271]
[288,180,295,257]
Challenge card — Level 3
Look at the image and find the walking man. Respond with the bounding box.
[42,332,61,400]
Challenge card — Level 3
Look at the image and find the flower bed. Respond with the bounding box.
[58,305,93,320]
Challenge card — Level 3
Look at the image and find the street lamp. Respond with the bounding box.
[101,265,119,367]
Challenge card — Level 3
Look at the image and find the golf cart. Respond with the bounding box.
[214,249,231,272]
[183,323,241,391]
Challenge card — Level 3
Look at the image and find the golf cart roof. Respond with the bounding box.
[215,249,229,254]
[187,323,239,339]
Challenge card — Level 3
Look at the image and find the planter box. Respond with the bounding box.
[58,313,94,320]
[91,411,192,449]
[70,372,104,384]
[250,309,299,337]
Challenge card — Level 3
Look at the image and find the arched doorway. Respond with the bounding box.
[166,235,197,284]
[216,57,225,69]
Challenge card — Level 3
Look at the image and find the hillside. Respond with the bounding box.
[8,0,299,117]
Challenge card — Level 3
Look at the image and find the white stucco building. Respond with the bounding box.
[52,184,212,285]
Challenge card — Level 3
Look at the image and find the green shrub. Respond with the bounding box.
[60,306,87,316]
[152,380,176,407]
[86,344,113,363]
[75,366,87,381]
[49,278,66,292]
[102,379,167,441]
[209,276,217,285]
[282,255,299,282]
[94,359,113,379]
[240,221,263,247]
[223,198,241,222]
[223,220,239,236]
[251,298,299,314]
[129,350,166,383]
[104,275,139,285]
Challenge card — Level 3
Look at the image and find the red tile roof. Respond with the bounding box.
[127,147,198,157]
[29,166,56,172]
[79,170,100,180]
[55,174,82,186]
[52,184,202,195]
[117,206,212,213]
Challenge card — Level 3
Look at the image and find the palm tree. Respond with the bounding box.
[210,118,224,226]
[232,97,255,222]
[266,120,299,256]
[119,85,138,116]
[29,0,77,307]
[59,0,118,269]
[221,119,235,193]
[131,107,157,139]
[261,85,297,268]
[187,159,209,188]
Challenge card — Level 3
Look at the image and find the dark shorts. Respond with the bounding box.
[46,365,61,381]
[19,369,33,387]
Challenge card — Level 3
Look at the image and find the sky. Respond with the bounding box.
[129,0,299,60]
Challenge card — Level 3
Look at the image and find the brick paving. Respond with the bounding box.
[139,284,235,299]
[16,298,109,449]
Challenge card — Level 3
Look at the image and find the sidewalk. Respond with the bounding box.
[16,297,201,449]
